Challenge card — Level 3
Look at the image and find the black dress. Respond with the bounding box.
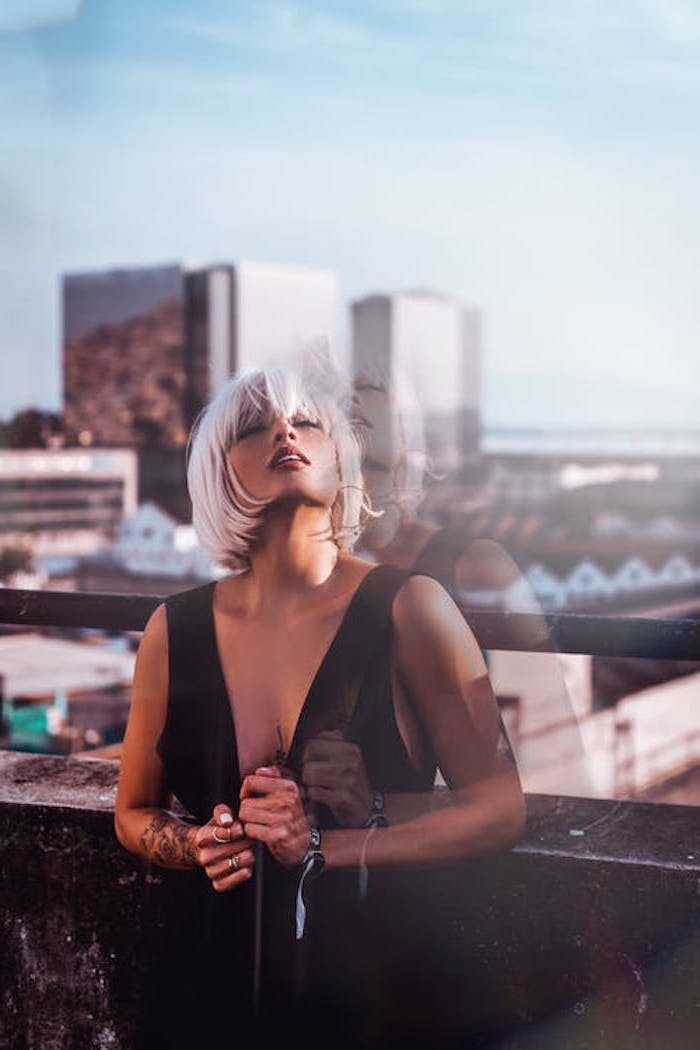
[134,564,440,1048]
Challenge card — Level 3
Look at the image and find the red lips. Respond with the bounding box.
[268,444,310,469]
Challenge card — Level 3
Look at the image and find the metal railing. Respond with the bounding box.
[1,586,699,659]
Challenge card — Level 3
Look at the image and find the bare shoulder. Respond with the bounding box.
[393,573,486,670]
[393,572,459,625]
[455,537,524,590]
[138,601,168,654]
[133,602,169,692]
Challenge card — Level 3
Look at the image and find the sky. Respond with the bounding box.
[1,0,700,428]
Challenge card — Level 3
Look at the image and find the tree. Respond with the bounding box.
[0,408,66,449]
[0,547,34,583]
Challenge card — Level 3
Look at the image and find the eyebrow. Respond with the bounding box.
[354,381,387,393]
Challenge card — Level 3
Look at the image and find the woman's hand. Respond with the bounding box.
[239,767,311,868]
[301,729,374,828]
[193,803,256,892]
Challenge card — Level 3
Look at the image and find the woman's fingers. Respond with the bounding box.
[239,768,284,799]
[210,846,255,891]
[304,784,338,807]
[238,772,310,867]
[300,735,373,827]
[239,776,301,823]
[194,804,236,849]
[302,763,351,789]
[214,803,235,821]
[302,732,355,764]
[191,803,260,890]
[195,808,238,850]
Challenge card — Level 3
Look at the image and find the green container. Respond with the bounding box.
[8,702,51,752]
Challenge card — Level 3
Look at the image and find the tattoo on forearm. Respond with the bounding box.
[139,813,198,868]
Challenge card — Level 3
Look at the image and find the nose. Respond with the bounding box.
[272,415,297,443]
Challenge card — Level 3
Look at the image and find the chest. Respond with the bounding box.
[213,608,347,774]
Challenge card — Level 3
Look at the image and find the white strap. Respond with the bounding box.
[295,853,316,940]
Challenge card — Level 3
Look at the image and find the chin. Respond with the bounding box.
[271,483,336,510]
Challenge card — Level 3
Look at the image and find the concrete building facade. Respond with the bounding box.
[351,290,482,478]
[0,448,137,559]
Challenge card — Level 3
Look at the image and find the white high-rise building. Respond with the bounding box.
[351,290,482,475]
[208,261,340,388]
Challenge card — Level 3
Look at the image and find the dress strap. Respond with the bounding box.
[340,565,413,736]
[159,581,239,818]
[285,565,412,772]
[164,581,218,698]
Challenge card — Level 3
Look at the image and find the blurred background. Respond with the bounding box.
[1,0,700,804]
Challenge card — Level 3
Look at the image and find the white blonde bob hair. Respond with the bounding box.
[187,358,369,571]
[353,359,430,517]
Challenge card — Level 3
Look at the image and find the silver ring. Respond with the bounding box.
[212,827,228,845]
[229,854,240,872]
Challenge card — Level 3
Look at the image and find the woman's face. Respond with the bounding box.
[227,406,339,510]
[353,378,402,505]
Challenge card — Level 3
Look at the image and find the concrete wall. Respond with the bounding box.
[3,752,700,1049]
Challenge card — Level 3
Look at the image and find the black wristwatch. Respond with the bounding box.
[365,789,388,828]
[303,826,325,875]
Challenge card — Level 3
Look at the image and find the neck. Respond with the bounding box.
[243,504,340,612]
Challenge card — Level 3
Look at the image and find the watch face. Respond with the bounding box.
[311,850,325,875]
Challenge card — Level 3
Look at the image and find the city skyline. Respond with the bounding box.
[1,1,700,428]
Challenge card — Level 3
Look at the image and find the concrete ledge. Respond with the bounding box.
[3,753,700,1048]
[0,751,119,810]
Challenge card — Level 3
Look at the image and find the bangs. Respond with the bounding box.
[354,361,390,395]
[229,367,333,442]
[187,350,371,571]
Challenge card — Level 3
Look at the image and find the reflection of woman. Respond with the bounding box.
[114,353,525,1047]
[353,365,527,594]
[353,364,593,797]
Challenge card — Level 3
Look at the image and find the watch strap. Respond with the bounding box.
[295,827,324,940]
[365,789,388,828]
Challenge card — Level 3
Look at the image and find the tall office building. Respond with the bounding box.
[351,290,482,478]
[63,260,339,519]
[63,264,188,450]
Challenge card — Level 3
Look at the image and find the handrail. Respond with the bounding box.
[0,586,699,658]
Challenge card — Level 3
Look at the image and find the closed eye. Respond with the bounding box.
[292,418,322,430]
[237,424,266,440]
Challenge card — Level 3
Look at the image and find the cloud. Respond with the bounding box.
[0,0,82,32]
[167,6,377,54]
[161,2,700,103]
[640,0,700,46]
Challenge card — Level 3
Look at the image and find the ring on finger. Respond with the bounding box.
[212,826,228,845]
[228,853,240,872]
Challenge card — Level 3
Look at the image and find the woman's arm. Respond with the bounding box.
[240,575,526,872]
[321,573,526,868]
[114,605,255,885]
[114,605,199,868]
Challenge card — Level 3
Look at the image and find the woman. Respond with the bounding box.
[352,363,594,798]
[114,351,525,1047]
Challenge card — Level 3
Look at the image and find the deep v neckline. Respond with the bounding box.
[208,565,382,783]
